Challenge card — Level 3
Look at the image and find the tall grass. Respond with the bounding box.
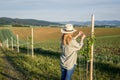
[5,51,60,80]
[3,35,120,80]
[0,27,120,80]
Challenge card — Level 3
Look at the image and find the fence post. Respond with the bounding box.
[90,14,95,80]
[17,34,19,53]
[31,28,34,58]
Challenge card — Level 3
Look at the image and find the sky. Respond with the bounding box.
[0,0,120,22]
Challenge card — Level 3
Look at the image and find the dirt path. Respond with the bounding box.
[0,49,23,80]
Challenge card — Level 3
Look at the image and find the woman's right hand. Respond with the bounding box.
[74,31,85,40]
[78,31,83,36]
[79,34,86,43]
[81,34,86,40]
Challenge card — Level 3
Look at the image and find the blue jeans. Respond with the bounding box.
[61,65,75,80]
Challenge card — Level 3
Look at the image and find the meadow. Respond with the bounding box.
[0,27,120,80]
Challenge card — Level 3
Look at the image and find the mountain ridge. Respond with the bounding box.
[0,17,120,26]
[0,17,61,26]
[60,20,120,26]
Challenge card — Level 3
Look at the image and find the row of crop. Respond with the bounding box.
[0,29,17,43]
[77,54,120,80]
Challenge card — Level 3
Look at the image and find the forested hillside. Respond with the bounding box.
[0,17,61,26]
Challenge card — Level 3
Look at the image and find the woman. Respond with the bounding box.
[60,24,86,80]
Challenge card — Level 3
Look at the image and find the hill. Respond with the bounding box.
[60,20,120,26]
[0,17,120,27]
[0,17,61,26]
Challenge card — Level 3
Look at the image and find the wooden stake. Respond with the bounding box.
[90,14,94,80]
[31,28,34,57]
[17,34,19,53]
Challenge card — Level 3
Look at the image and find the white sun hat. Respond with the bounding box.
[61,24,76,33]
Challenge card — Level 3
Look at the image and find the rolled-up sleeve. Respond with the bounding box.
[71,38,84,51]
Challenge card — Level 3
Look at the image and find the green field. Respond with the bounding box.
[0,27,120,80]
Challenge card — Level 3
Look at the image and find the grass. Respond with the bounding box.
[0,52,6,80]
[0,49,23,80]
[3,35,120,80]
[0,27,120,80]
[4,49,60,80]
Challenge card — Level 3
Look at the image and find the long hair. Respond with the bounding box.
[61,33,72,45]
